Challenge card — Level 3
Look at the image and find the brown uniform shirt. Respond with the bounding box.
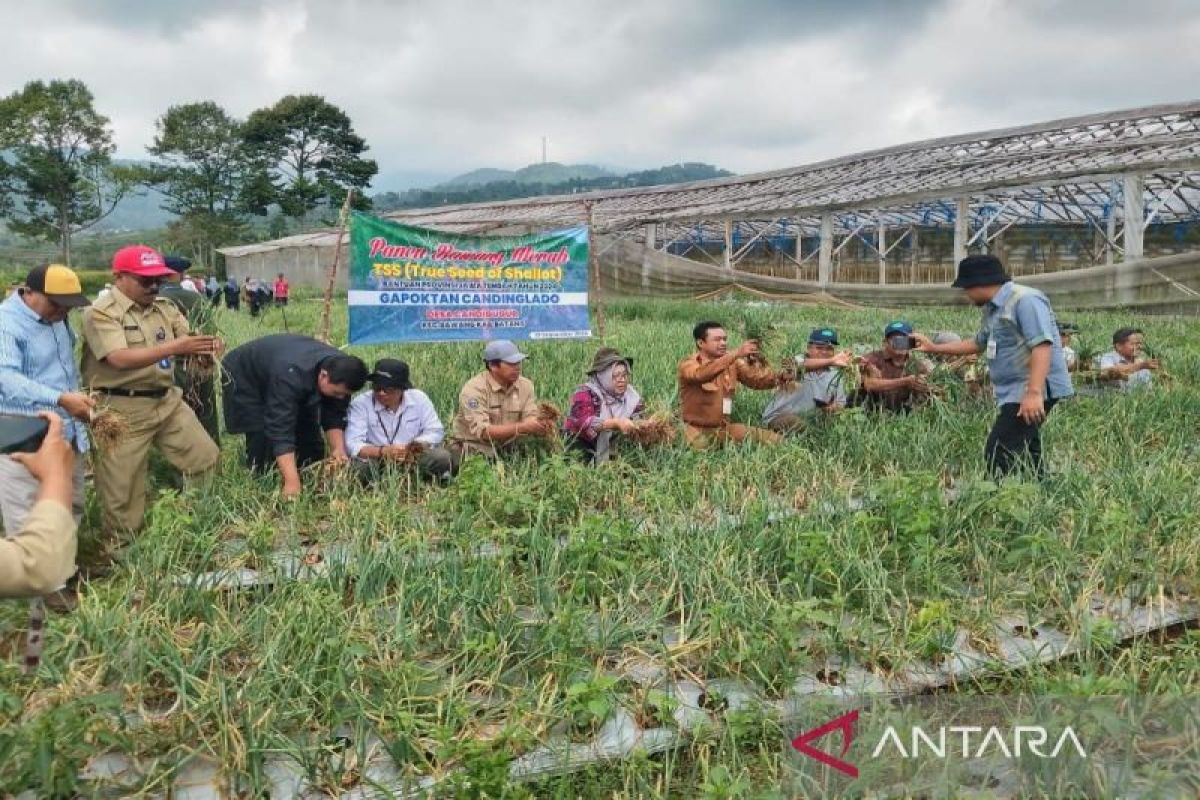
[677,351,776,428]
[859,350,930,411]
[81,287,189,391]
[450,371,539,456]
[0,500,76,598]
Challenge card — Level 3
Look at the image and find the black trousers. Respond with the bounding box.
[243,425,326,473]
[985,398,1058,478]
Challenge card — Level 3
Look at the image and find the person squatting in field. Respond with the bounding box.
[761,327,852,434]
[677,320,783,448]
[344,358,454,482]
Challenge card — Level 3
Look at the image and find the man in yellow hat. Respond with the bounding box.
[0,264,94,606]
[80,245,223,537]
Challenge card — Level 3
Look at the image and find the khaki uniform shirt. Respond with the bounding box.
[0,500,76,598]
[450,371,538,456]
[677,351,776,428]
[81,287,188,390]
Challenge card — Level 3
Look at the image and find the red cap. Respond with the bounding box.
[112,245,174,277]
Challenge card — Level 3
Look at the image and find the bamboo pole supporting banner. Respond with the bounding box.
[586,202,606,340]
[318,189,354,344]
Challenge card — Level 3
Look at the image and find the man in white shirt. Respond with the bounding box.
[1056,321,1079,372]
[1094,327,1159,391]
[344,358,453,481]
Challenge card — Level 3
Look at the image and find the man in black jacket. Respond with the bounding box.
[222,334,368,497]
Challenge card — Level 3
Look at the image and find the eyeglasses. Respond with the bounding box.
[125,275,165,288]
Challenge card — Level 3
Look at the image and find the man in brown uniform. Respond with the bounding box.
[678,320,782,448]
[855,320,932,413]
[449,340,552,461]
[81,245,222,535]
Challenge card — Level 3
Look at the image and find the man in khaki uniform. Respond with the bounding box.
[81,245,222,535]
[678,320,782,448]
[449,340,552,462]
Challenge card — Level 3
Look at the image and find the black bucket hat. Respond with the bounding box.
[951,254,1011,289]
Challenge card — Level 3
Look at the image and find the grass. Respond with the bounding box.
[1,294,1198,797]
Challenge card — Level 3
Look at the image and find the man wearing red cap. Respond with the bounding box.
[80,245,223,536]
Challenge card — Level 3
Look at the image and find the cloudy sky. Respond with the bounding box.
[3,0,1198,190]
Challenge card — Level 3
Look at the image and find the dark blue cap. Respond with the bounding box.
[164,255,192,273]
[808,327,838,345]
[884,321,913,337]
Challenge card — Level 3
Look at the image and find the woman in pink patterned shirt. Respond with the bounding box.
[563,348,646,464]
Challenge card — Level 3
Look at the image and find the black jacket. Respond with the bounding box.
[222,334,350,457]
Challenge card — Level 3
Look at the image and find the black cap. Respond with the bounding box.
[164,255,192,273]
[368,358,411,390]
[951,254,1011,289]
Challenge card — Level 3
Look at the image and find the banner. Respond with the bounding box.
[348,213,591,344]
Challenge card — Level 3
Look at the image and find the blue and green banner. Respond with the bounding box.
[348,213,591,344]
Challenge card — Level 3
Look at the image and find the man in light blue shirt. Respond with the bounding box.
[761,327,852,433]
[345,358,453,481]
[0,265,94,534]
[916,255,1073,478]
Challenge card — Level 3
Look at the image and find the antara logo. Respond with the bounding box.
[792,710,1088,778]
[871,725,1087,759]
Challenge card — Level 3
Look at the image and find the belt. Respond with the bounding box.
[94,387,169,399]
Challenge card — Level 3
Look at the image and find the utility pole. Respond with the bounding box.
[542,136,548,164]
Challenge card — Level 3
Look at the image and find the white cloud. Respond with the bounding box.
[1,0,1196,189]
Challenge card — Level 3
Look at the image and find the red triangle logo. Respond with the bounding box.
[791,708,859,778]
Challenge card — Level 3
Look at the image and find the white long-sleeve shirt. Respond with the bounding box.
[344,389,444,457]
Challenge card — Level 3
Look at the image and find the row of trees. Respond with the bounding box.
[0,79,378,266]
[372,163,733,212]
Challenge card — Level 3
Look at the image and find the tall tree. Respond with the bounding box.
[143,101,250,267]
[242,94,377,220]
[0,79,135,264]
[146,101,247,216]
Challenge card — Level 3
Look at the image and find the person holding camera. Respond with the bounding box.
[0,265,92,542]
[855,321,932,412]
[0,413,78,598]
[914,255,1073,478]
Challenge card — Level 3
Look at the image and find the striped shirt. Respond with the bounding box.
[0,293,89,452]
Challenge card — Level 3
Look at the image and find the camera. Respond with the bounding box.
[0,414,49,455]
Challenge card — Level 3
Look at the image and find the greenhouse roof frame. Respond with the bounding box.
[377,100,1200,234]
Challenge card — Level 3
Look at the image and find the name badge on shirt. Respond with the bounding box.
[155,328,172,370]
[985,338,998,360]
[722,397,733,416]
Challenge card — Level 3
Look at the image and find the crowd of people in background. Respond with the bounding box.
[96,270,292,317]
[0,248,1166,617]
